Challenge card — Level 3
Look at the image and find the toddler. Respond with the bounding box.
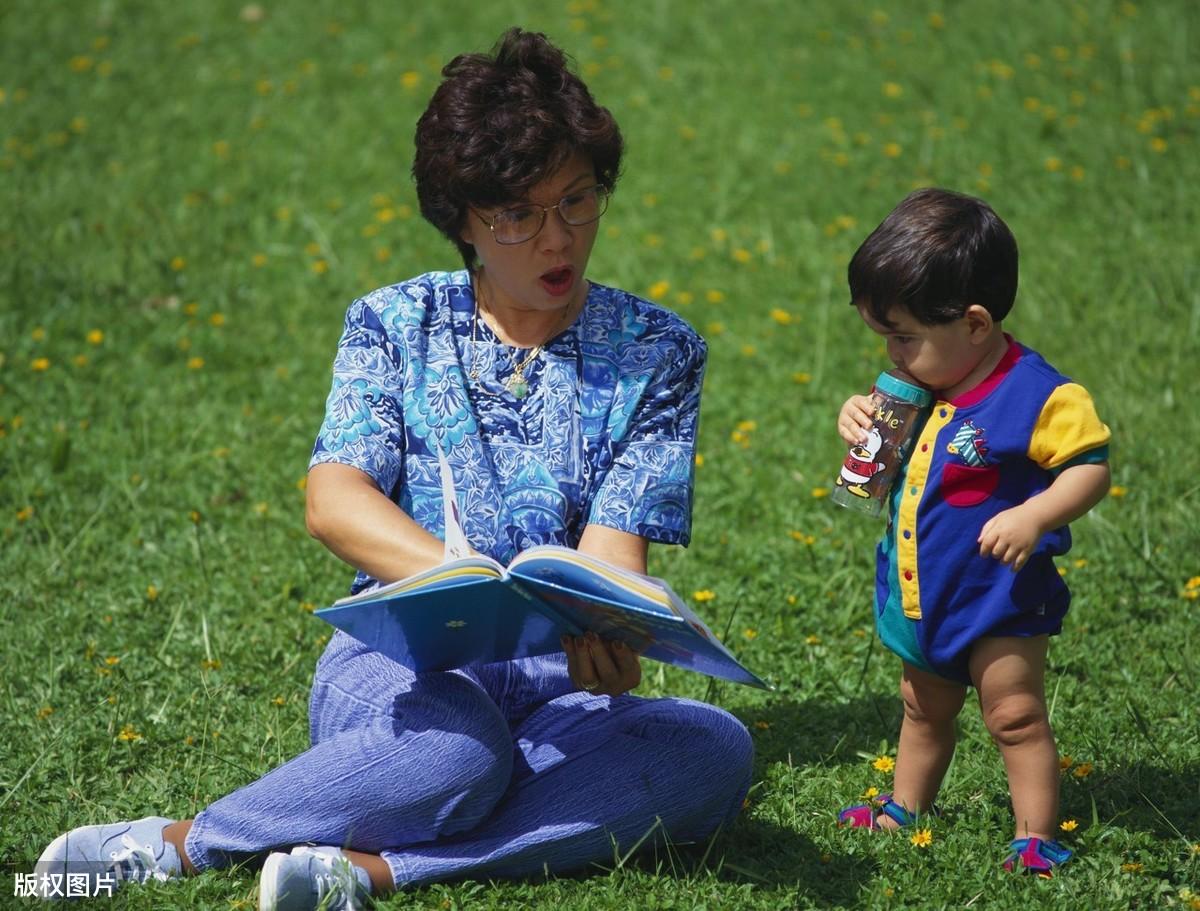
[835,188,1111,875]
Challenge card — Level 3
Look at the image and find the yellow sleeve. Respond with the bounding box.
[1027,383,1111,470]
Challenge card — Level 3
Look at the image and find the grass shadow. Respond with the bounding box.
[731,693,904,768]
[1064,760,1200,841]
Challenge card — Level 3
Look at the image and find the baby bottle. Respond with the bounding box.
[832,369,932,518]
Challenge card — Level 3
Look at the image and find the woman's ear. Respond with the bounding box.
[964,304,995,342]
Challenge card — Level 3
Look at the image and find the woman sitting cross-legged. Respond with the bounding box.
[35,27,753,910]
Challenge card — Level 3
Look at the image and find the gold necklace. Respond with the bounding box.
[468,284,574,400]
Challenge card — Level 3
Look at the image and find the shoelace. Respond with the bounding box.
[108,833,172,884]
[310,854,362,909]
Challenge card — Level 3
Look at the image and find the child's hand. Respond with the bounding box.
[978,505,1044,571]
[838,394,876,446]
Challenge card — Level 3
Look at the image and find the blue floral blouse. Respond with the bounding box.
[310,270,707,595]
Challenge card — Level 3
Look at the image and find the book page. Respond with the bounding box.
[333,555,504,605]
[508,544,674,612]
[437,443,472,560]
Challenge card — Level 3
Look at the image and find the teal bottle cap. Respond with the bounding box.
[874,370,932,406]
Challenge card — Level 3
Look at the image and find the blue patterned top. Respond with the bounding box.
[311,270,707,595]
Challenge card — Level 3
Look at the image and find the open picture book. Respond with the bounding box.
[315,450,767,688]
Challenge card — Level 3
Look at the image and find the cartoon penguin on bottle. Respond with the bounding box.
[837,427,886,498]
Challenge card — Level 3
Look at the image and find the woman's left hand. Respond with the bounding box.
[562,633,641,697]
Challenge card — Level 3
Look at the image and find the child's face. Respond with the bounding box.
[857,304,989,395]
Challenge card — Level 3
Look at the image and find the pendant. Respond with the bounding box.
[506,374,529,399]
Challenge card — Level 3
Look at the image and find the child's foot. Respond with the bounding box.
[34,816,181,899]
[1003,837,1073,877]
[837,793,917,830]
[259,846,372,911]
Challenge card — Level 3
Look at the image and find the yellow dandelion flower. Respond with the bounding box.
[209,313,226,327]
[646,280,670,299]
[736,420,757,432]
[1150,137,1167,153]
[1109,485,1127,497]
[375,246,391,263]
[694,453,704,468]
[753,720,770,730]
[642,193,658,208]
[37,705,54,720]
[272,696,287,707]
[643,233,663,248]
[710,227,728,244]
[928,12,945,28]
[86,328,104,345]
[104,655,120,666]
[882,142,902,158]
[706,321,725,336]
[1185,576,1200,590]
[786,595,797,605]
[401,71,421,89]
[72,354,88,367]
[146,584,158,601]
[31,357,50,371]
[170,256,187,271]
[732,248,752,264]
[201,658,221,670]
[773,160,792,175]
[1070,165,1085,181]
[692,589,716,603]
[117,723,142,742]
[705,289,724,304]
[254,502,269,516]
[1072,761,1094,778]
[675,291,694,305]
[300,601,317,613]
[69,55,94,72]
[296,475,308,490]
[311,259,328,275]
[1060,819,1078,831]
[189,509,202,524]
[792,371,812,384]
[1060,755,1074,770]
[862,786,880,799]
[1045,157,1062,172]
[883,82,903,99]
[1023,97,1041,112]
[16,505,34,522]
[187,356,205,370]
[805,635,821,645]
[743,628,758,640]
[740,344,756,357]
[911,828,933,848]
[811,487,830,499]
[679,125,696,141]
[1120,862,1143,873]
[32,325,45,339]
[658,66,673,80]
[770,308,793,325]
[872,755,895,773]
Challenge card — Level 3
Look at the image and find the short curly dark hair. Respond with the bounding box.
[412,28,624,270]
[848,188,1019,327]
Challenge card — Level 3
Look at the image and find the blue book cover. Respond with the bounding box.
[315,547,767,687]
[315,447,768,688]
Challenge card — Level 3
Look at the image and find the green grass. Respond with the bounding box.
[2,0,1199,908]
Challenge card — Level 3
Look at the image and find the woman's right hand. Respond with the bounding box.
[837,394,876,446]
[562,633,641,697]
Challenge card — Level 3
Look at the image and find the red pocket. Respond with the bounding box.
[941,462,1000,507]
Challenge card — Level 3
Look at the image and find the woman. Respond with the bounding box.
[36,28,752,910]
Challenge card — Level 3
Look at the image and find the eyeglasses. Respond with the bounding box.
[473,185,610,245]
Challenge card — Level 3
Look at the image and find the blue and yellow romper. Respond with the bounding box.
[875,338,1110,684]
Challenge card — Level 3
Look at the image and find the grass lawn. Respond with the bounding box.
[2,1,1198,908]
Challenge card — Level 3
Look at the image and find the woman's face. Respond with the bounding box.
[460,151,601,315]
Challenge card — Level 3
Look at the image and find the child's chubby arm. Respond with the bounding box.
[978,461,1111,570]
[837,394,876,446]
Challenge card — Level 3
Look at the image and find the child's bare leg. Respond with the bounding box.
[883,661,967,828]
[970,635,1058,840]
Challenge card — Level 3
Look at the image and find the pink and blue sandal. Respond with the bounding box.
[837,793,918,830]
[1002,837,1072,876]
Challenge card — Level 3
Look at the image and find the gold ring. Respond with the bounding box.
[581,680,600,691]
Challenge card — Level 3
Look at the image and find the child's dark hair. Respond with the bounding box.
[412,28,623,270]
[848,188,1019,327]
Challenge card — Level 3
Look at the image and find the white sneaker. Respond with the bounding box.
[258,846,372,911]
[33,816,180,900]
